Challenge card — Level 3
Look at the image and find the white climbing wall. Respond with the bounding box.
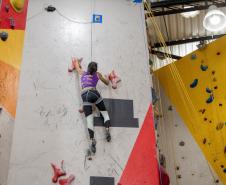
[7,1,151,185]
[0,109,14,185]
[153,77,223,185]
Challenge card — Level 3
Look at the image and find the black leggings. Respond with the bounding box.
[81,89,110,139]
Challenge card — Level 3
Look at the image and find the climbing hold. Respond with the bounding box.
[108,70,121,89]
[0,32,8,41]
[51,160,66,183]
[214,86,218,90]
[224,146,226,154]
[216,122,224,131]
[168,105,173,111]
[10,0,25,12]
[219,103,223,107]
[199,109,206,114]
[212,70,216,75]
[59,175,75,185]
[217,52,221,56]
[190,79,198,88]
[223,168,226,173]
[209,120,212,123]
[9,17,15,29]
[45,5,56,12]
[176,166,180,170]
[179,141,185,146]
[215,180,219,183]
[5,4,10,12]
[177,175,182,179]
[200,64,208,71]
[206,94,214,104]
[204,117,207,121]
[191,54,197,60]
[206,87,212,93]
[213,77,217,82]
[203,138,207,144]
[0,107,2,113]
[221,165,224,168]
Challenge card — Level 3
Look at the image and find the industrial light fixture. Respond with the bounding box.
[203,5,226,32]
[181,6,200,18]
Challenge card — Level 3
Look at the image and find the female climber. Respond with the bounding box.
[71,57,111,154]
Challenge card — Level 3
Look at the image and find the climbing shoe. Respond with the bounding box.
[90,139,96,154]
[106,129,111,142]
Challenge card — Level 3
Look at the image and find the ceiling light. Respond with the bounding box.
[181,6,200,18]
[203,5,226,32]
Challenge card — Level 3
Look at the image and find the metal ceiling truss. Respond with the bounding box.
[152,34,225,48]
[148,0,226,16]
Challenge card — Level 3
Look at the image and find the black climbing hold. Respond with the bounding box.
[177,175,181,179]
[0,32,8,41]
[214,86,218,90]
[221,165,224,168]
[219,103,223,107]
[191,54,197,60]
[204,117,207,121]
[179,141,185,146]
[215,179,219,183]
[0,107,2,113]
[199,109,206,114]
[168,105,173,111]
[190,79,198,88]
[203,138,207,144]
[200,64,208,71]
[206,94,214,104]
[5,4,10,12]
[206,87,212,93]
[45,5,56,12]
[217,52,221,55]
[216,122,224,130]
[176,166,180,170]
[209,120,212,123]
[212,71,216,75]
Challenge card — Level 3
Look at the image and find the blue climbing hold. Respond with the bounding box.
[190,79,198,88]
[223,168,226,173]
[200,64,208,71]
[206,94,214,104]
[206,87,212,93]
[191,54,197,60]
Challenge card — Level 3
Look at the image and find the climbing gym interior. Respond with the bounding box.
[0,0,226,185]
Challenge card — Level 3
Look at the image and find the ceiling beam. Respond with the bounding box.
[152,34,226,48]
[150,0,211,9]
[150,49,182,60]
[149,1,226,16]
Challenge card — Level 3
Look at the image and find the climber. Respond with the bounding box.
[71,57,111,154]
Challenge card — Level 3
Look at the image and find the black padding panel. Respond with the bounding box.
[90,176,114,185]
[94,98,139,128]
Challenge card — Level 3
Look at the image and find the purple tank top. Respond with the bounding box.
[81,72,99,89]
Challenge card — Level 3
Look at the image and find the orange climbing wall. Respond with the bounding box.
[0,0,28,117]
[155,36,226,184]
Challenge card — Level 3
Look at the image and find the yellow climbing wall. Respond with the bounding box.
[155,36,226,184]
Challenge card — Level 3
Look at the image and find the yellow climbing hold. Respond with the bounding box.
[10,0,25,13]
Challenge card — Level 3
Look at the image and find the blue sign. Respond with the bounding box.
[93,14,103,23]
[133,0,142,3]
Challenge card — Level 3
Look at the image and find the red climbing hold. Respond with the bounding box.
[108,70,121,89]
[51,160,66,183]
[59,175,75,185]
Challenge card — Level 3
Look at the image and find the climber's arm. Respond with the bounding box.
[97,72,109,86]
